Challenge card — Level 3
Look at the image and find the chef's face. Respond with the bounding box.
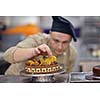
[49,32,72,55]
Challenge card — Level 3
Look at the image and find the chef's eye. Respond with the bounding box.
[53,39,59,43]
[63,41,70,44]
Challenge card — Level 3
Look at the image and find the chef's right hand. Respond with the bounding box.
[34,44,52,57]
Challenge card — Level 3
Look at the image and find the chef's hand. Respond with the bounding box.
[34,44,52,57]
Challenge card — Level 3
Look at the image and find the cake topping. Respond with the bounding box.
[26,56,57,66]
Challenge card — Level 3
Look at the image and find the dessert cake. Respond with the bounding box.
[93,65,100,76]
[92,65,100,80]
[25,56,63,74]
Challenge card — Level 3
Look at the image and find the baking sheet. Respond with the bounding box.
[69,72,100,83]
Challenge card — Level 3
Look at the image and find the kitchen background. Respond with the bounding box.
[0,16,100,73]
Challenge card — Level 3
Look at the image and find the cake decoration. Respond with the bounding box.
[25,56,63,74]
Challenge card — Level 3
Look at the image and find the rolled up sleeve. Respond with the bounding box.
[3,36,35,64]
[3,47,18,63]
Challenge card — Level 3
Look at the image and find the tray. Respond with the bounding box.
[69,72,100,83]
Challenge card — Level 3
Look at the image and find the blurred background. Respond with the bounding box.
[0,16,100,73]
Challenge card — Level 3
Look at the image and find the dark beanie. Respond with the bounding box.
[51,16,77,42]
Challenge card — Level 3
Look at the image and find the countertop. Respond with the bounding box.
[0,74,69,83]
[0,72,100,83]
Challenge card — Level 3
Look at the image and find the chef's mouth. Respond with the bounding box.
[55,50,63,55]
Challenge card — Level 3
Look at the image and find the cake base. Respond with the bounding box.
[20,70,65,82]
[25,65,63,74]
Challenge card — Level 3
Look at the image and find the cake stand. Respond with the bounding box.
[20,70,65,82]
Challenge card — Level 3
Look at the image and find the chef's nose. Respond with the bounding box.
[58,43,63,49]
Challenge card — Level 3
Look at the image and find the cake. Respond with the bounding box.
[25,56,63,74]
[92,65,100,80]
[93,65,100,76]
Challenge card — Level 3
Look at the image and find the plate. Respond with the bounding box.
[20,70,65,82]
[85,74,100,80]
[20,70,65,77]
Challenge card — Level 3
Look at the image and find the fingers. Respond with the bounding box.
[35,48,40,54]
[44,45,52,56]
[34,48,40,56]
[35,44,52,56]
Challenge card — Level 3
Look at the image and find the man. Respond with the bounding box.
[3,16,77,75]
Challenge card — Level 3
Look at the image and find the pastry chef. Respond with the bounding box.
[3,16,78,75]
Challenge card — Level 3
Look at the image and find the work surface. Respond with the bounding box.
[0,74,69,83]
[0,72,100,83]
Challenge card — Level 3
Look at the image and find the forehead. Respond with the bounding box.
[51,32,71,41]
